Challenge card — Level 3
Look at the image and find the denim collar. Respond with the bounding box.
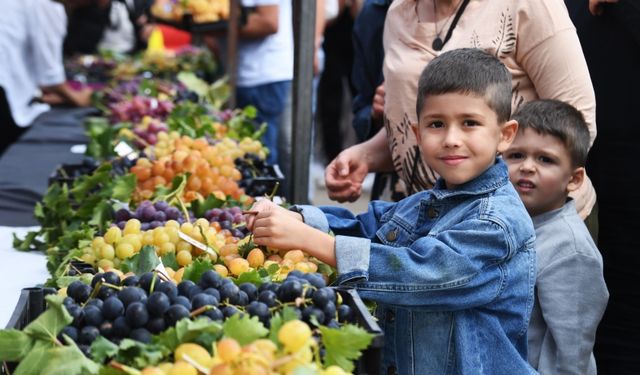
[370,0,392,6]
[429,158,510,200]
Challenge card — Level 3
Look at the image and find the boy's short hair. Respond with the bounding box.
[416,48,512,123]
[512,99,590,167]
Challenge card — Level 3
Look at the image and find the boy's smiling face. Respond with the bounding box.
[413,92,517,189]
[504,128,584,216]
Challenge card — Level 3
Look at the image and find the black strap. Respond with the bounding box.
[441,0,471,48]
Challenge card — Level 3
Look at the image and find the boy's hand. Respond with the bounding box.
[244,199,302,230]
[251,207,311,251]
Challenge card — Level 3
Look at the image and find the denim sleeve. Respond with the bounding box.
[345,218,519,310]
[293,202,395,284]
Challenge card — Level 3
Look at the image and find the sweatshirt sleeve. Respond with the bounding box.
[535,253,609,374]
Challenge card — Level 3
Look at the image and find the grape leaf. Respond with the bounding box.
[175,317,223,345]
[233,269,269,286]
[177,72,209,97]
[161,252,179,271]
[190,195,225,218]
[268,306,300,345]
[222,314,268,346]
[23,295,73,342]
[90,336,119,364]
[13,341,50,375]
[182,258,213,283]
[120,246,160,275]
[110,173,136,202]
[319,324,374,372]
[39,344,100,375]
[0,329,33,361]
[112,339,168,369]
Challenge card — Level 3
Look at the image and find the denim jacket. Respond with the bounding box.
[297,159,537,374]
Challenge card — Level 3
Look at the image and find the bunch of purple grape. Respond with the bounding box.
[132,120,168,148]
[108,96,174,124]
[114,200,184,231]
[204,207,249,238]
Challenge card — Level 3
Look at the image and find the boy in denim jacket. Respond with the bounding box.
[246,48,537,374]
[504,100,609,374]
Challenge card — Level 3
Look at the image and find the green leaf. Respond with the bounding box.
[113,339,168,369]
[0,329,33,361]
[120,246,160,275]
[234,269,269,286]
[174,317,222,346]
[292,367,318,375]
[70,164,112,201]
[13,341,51,375]
[153,326,180,352]
[319,324,374,372]
[23,295,73,342]
[268,306,299,345]
[12,231,44,252]
[110,174,136,202]
[182,258,213,283]
[177,72,209,97]
[189,195,225,218]
[161,252,179,271]
[222,314,268,346]
[90,336,119,364]
[89,201,113,230]
[40,344,100,375]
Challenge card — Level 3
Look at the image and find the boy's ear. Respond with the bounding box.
[567,166,585,193]
[411,123,421,142]
[497,119,518,153]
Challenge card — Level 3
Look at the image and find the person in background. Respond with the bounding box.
[504,99,609,374]
[349,0,395,201]
[63,0,152,55]
[246,49,536,375]
[0,0,92,155]
[235,0,293,166]
[564,0,640,373]
[325,0,597,223]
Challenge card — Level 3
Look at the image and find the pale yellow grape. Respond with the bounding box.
[166,227,180,244]
[143,232,155,246]
[176,241,192,253]
[180,222,194,236]
[124,219,142,235]
[159,242,176,256]
[174,343,211,367]
[176,250,193,266]
[165,219,180,229]
[81,253,96,265]
[294,262,311,273]
[100,244,116,260]
[322,365,349,375]
[213,264,228,277]
[122,234,142,252]
[228,258,249,276]
[92,236,106,249]
[104,226,122,245]
[157,363,173,373]
[113,258,121,269]
[97,259,114,270]
[154,231,171,247]
[278,320,312,353]
[116,243,135,260]
[167,361,197,375]
[194,218,209,228]
[140,367,164,375]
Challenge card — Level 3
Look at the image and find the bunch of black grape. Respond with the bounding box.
[204,207,248,238]
[66,260,96,277]
[113,200,184,230]
[59,270,355,355]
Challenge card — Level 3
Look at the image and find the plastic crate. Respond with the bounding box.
[48,163,96,187]
[243,164,285,197]
[335,287,384,375]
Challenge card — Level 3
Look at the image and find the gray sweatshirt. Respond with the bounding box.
[527,199,609,374]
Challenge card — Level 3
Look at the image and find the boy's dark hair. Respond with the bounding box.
[512,99,590,167]
[416,48,512,123]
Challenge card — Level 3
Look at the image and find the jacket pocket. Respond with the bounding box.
[375,219,412,246]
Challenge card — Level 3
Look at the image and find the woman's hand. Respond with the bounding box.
[589,0,618,15]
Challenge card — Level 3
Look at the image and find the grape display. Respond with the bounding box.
[113,200,184,231]
[59,271,354,350]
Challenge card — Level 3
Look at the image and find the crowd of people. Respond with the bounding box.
[0,0,639,374]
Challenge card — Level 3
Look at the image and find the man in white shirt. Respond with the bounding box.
[236,0,293,165]
[0,0,92,154]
